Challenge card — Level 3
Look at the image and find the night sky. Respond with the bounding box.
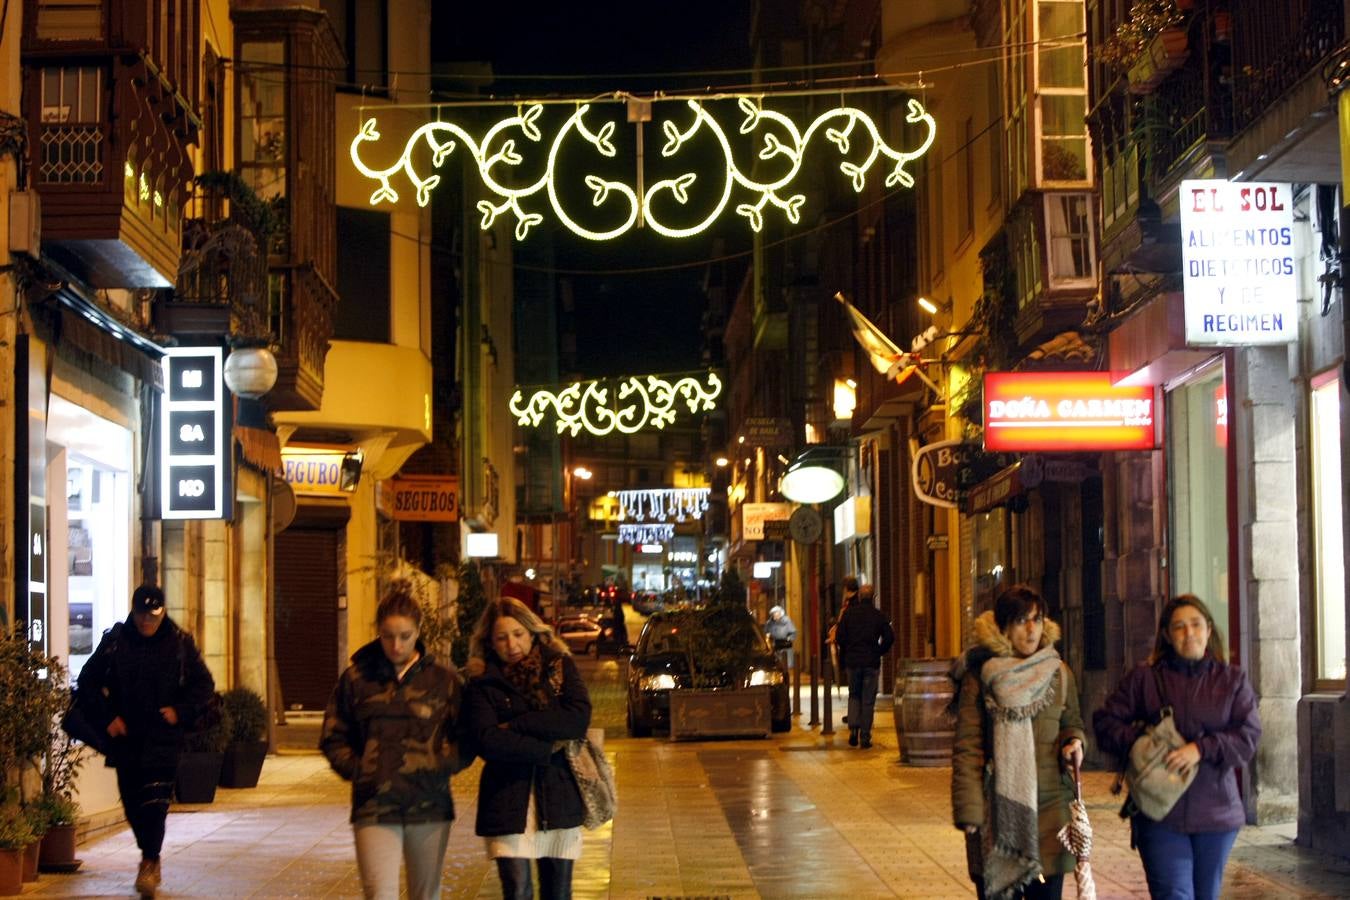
[431,1,757,377]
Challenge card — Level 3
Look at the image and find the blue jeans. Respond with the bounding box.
[847,666,880,737]
[1133,817,1238,900]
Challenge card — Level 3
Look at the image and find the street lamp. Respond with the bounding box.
[573,466,593,480]
[779,447,847,504]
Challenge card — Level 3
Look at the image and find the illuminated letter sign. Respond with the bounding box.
[350,98,935,241]
[982,372,1159,452]
[1179,179,1297,346]
[161,347,229,519]
[511,371,722,437]
[281,446,351,496]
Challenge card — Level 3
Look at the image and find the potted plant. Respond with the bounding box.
[175,693,231,804]
[0,800,35,895]
[219,687,268,789]
[37,716,84,872]
[1095,0,1188,93]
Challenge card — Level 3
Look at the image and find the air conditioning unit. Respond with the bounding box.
[8,190,41,257]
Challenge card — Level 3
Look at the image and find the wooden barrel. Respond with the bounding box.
[896,658,956,766]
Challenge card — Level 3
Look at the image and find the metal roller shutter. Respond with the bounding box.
[275,526,341,710]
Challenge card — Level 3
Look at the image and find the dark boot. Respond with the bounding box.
[496,857,532,900]
[538,857,575,900]
[848,728,859,747]
[860,732,872,749]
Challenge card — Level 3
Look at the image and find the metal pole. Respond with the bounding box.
[807,540,819,726]
[820,502,834,736]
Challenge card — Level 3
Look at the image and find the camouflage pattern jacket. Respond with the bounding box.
[320,640,468,824]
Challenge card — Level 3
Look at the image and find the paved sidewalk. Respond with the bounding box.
[28,661,1350,898]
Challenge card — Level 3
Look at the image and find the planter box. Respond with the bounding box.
[175,751,224,803]
[37,824,80,873]
[668,686,772,741]
[221,742,268,789]
[1128,27,1189,94]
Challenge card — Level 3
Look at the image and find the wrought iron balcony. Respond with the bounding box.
[1232,0,1343,134]
[161,217,270,339]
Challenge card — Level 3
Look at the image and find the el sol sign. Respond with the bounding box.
[983,372,1159,452]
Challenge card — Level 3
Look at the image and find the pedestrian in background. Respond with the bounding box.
[1093,594,1260,900]
[463,598,593,900]
[763,604,797,669]
[951,584,1084,900]
[73,584,214,899]
[320,584,468,900]
[832,583,894,748]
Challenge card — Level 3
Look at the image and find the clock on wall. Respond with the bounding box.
[789,506,823,544]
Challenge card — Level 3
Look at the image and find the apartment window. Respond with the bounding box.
[323,0,388,90]
[1005,0,1030,199]
[1311,372,1346,685]
[1036,0,1090,184]
[1010,211,1043,311]
[237,41,287,202]
[333,207,391,342]
[1045,193,1094,282]
[35,0,103,40]
[959,118,974,242]
[38,67,104,183]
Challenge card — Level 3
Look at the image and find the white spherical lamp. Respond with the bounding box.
[223,346,278,398]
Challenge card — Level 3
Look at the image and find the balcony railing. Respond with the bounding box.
[1143,60,1233,184]
[166,218,270,339]
[267,261,337,411]
[1233,0,1343,133]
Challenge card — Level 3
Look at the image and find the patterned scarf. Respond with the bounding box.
[502,644,563,711]
[978,646,1062,899]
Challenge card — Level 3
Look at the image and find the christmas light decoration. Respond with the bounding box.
[510,371,722,437]
[618,523,675,545]
[617,488,710,523]
[349,97,935,241]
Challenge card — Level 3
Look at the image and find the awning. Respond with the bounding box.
[962,462,1024,514]
[34,285,166,389]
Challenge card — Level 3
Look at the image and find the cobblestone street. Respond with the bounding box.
[27,657,1350,898]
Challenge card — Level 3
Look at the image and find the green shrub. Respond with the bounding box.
[30,794,78,828]
[183,694,232,754]
[220,687,267,745]
[0,801,35,850]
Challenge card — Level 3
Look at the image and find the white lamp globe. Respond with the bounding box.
[223,346,279,398]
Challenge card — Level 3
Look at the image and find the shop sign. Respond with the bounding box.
[742,501,792,540]
[911,439,976,509]
[386,475,459,522]
[161,347,230,519]
[965,462,1023,514]
[1180,179,1297,346]
[982,372,1159,452]
[738,416,792,448]
[281,446,350,496]
[833,495,871,542]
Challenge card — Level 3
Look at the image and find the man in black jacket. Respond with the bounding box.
[75,584,214,898]
[832,584,894,749]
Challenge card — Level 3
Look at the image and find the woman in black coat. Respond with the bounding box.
[462,598,592,900]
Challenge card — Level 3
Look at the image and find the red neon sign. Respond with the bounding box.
[983,372,1159,452]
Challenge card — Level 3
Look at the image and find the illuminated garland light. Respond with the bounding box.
[618,523,675,545]
[617,488,711,523]
[349,97,935,241]
[510,372,722,437]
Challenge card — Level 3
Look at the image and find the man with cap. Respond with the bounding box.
[74,584,214,898]
[763,604,797,670]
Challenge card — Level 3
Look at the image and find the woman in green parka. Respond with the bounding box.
[951,584,1086,900]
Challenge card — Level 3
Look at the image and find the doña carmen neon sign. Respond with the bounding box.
[350,97,936,240]
[510,372,722,437]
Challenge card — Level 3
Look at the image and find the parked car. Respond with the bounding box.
[555,615,603,655]
[625,607,790,736]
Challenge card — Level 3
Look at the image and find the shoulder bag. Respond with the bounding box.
[564,727,616,829]
[60,623,123,756]
[1112,665,1197,821]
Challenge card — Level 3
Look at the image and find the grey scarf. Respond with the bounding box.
[979,646,1062,899]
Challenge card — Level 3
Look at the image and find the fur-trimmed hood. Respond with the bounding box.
[972,609,1061,657]
[951,610,1063,687]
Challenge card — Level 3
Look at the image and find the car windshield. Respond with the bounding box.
[642,612,765,656]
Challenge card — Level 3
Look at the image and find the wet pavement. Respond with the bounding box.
[28,655,1350,898]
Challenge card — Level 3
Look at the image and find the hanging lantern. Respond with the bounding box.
[223,346,278,398]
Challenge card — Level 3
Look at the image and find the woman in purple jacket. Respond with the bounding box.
[1094,595,1261,900]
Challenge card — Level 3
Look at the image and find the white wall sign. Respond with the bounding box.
[160,347,229,519]
[742,502,793,541]
[1180,179,1297,346]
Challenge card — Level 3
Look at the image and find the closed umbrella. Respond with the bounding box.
[1057,757,1097,900]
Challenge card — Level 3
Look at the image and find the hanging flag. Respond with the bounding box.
[834,292,941,395]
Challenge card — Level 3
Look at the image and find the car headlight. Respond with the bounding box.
[639,673,677,691]
[748,669,784,687]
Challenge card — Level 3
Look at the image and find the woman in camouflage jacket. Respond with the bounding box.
[321,585,469,900]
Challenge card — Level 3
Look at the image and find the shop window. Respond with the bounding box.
[1167,362,1231,643]
[1310,372,1346,685]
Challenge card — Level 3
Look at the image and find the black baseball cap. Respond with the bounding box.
[132,585,166,617]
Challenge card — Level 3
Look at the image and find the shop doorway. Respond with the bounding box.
[275,526,341,710]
